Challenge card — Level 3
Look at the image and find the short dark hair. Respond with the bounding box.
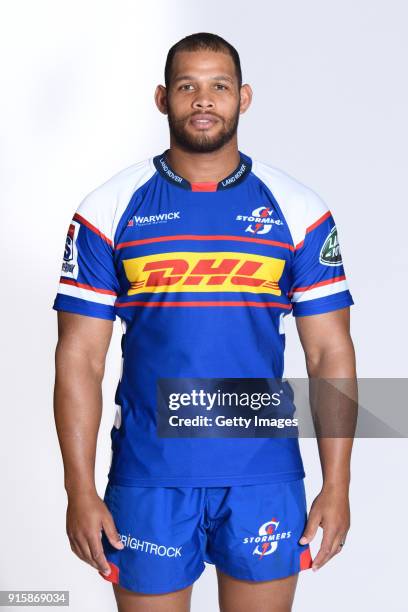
[164,32,242,89]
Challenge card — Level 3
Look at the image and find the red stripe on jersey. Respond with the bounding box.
[115,300,293,309]
[191,182,218,192]
[73,213,113,247]
[116,234,295,251]
[288,275,346,296]
[60,277,117,296]
[294,210,332,250]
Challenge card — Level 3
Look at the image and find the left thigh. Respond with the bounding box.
[205,479,312,583]
[216,568,298,612]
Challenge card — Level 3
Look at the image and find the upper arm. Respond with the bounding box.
[53,187,119,369]
[52,187,120,322]
[295,307,351,358]
[295,307,356,377]
[56,311,114,364]
[288,187,354,318]
[286,186,355,368]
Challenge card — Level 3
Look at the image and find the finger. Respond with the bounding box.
[333,532,348,555]
[88,535,112,575]
[68,537,87,562]
[74,533,108,573]
[102,514,124,550]
[312,530,341,570]
[70,534,94,566]
[298,510,321,545]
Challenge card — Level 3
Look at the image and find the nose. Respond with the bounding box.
[191,87,215,111]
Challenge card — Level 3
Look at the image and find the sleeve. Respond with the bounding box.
[52,195,120,321]
[288,190,354,317]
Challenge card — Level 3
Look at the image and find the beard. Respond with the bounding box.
[167,104,240,153]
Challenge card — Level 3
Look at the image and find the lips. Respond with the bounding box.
[189,114,218,129]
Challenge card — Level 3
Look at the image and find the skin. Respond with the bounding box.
[154,49,252,182]
[54,48,357,612]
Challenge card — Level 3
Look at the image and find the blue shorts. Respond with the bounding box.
[99,479,312,595]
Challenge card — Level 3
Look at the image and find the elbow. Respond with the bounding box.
[304,339,357,378]
[54,340,106,383]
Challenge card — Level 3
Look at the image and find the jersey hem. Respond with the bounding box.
[52,297,116,321]
[292,293,354,317]
[107,469,305,487]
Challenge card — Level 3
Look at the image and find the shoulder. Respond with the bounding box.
[251,158,331,247]
[76,157,156,241]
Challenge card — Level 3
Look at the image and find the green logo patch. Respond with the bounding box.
[319,226,342,266]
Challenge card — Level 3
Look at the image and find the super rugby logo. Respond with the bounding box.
[243,518,292,559]
[122,252,286,296]
[61,221,79,279]
[64,224,75,261]
[236,206,284,235]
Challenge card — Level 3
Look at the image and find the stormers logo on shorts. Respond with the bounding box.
[320,226,342,266]
[242,518,292,559]
[236,206,284,235]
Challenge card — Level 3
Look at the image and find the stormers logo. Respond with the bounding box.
[123,252,285,296]
[242,518,292,559]
[320,226,342,266]
[236,206,284,235]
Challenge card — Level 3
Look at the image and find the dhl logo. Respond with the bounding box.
[123,251,285,295]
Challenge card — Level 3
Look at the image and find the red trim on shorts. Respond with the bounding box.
[99,561,119,583]
[300,547,313,570]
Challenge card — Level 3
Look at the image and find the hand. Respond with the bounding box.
[298,483,350,571]
[66,490,124,575]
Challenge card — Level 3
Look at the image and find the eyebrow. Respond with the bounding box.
[173,74,234,83]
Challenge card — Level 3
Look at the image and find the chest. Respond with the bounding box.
[114,183,295,297]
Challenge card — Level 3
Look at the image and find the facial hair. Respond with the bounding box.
[167,103,240,153]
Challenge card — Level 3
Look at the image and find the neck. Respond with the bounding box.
[166,137,240,184]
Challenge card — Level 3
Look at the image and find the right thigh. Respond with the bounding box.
[112,582,193,612]
[100,484,206,597]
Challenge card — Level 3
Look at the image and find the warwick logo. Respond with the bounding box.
[320,226,342,266]
[127,211,181,227]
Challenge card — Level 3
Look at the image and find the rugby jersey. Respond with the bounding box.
[52,150,354,486]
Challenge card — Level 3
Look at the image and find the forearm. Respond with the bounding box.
[296,306,356,567]
[307,341,357,489]
[54,342,104,497]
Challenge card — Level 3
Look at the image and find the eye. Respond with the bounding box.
[179,83,194,91]
[215,83,228,90]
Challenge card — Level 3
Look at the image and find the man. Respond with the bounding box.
[53,32,356,612]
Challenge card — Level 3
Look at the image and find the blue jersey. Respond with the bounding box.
[53,151,354,486]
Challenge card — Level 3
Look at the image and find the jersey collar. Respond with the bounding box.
[153,149,252,192]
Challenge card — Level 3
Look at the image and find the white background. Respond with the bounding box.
[1,1,407,610]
